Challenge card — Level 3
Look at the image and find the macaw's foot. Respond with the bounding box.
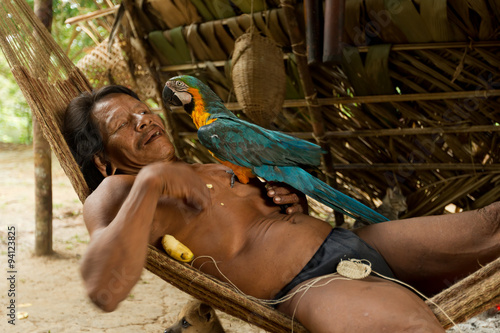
[226,169,236,188]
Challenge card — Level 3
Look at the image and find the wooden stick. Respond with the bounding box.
[76,22,100,44]
[64,5,119,25]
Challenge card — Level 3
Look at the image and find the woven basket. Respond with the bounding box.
[77,38,156,102]
[232,31,286,127]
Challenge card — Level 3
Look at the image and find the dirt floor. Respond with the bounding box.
[0,143,498,333]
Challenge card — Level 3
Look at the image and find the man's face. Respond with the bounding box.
[92,93,176,175]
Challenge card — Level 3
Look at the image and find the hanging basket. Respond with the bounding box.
[231,31,286,127]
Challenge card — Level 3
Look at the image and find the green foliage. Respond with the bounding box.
[51,0,109,63]
[0,52,31,143]
[1,0,114,143]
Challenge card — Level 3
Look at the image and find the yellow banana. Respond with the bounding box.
[161,235,194,263]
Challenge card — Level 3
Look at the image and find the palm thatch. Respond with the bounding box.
[75,0,500,220]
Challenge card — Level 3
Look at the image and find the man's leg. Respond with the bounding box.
[355,201,500,295]
[277,276,444,333]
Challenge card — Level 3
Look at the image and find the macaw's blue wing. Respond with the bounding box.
[198,115,388,223]
[197,115,324,168]
[255,165,389,223]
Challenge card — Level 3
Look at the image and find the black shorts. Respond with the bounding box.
[273,228,394,303]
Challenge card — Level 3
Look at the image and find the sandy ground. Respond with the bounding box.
[0,144,498,332]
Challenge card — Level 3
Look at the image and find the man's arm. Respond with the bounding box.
[80,162,210,312]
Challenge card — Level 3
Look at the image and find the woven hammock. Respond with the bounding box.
[0,0,498,331]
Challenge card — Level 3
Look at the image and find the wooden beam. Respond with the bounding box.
[178,124,500,140]
[311,89,500,106]
[158,41,500,72]
[64,5,119,25]
[167,89,500,113]
[160,54,291,72]
[323,124,500,138]
[358,40,500,53]
[326,163,500,171]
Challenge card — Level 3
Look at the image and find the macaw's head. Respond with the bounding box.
[162,75,222,116]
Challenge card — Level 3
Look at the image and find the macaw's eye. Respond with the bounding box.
[181,318,191,328]
[175,81,184,87]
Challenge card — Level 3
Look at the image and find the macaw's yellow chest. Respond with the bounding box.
[192,110,216,129]
[188,88,217,129]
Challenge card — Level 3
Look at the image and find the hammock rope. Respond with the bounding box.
[0,0,498,331]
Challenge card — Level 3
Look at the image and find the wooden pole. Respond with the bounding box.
[33,0,53,256]
[121,0,185,160]
[280,1,345,223]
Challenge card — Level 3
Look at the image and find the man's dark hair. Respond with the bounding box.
[63,85,140,191]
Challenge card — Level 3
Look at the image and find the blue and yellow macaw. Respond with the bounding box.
[162,75,388,223]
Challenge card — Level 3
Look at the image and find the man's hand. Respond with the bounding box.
[139,162,211,212]
[267,182,308,214]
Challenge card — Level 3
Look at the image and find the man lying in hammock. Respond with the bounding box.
[64,85,500,333]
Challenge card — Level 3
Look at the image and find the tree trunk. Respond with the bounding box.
[33,0,53,256]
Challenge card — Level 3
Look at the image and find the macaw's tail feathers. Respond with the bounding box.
[255,165,389,224]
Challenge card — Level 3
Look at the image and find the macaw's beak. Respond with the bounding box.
[162,84,182,108]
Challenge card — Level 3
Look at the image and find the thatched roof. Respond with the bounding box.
[74,0,500,220]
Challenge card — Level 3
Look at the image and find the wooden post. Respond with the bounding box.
[280,0,345,225]
[33,0,53,256]
[121,0,185,160]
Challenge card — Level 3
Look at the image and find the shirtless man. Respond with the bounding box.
[64,85,500,333]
